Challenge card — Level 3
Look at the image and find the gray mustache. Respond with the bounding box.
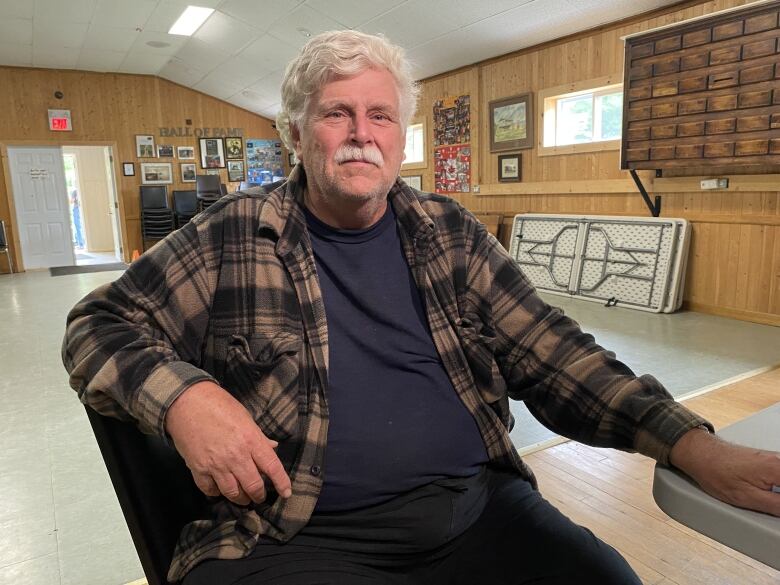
[334,145,384,166]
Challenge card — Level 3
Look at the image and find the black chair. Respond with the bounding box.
[195,175,222,212]
[85,406,208,585]
[0,220,12,273]
[172,190,198,229]
[140,186,175,249]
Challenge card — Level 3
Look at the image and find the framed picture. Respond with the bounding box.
[180,163,196,183]
[135,134,156,158]
[489,93,533,152]
[122,162,135,176]
[206,168,221,176]
[224,137,244,160]
[140,162,173,185]
[227,160,245,182]
[498,153,522,182]
[157,144,174,157]
[177,146,195,160]
[403,175,422,190]
[199,138,225,168]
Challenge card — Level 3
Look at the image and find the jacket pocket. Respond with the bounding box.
[456,312,514,431]
[224,332,302,441]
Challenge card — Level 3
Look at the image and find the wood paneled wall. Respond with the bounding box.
[0,67,278,270]
[401,0,780,326]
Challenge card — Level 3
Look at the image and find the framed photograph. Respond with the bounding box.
[402,175,422,190]
[199,138,225,168]
[498,154,522,182]
[122,162,135,176]
[206,168,221,176]
[489,93,533,152]
[157,144,174,157]
[140,162,173,185]
[135,134,156,158]
[227,160,245,182]
[180,163,196,183]
[177,146,195,160]
[225,137,244,160]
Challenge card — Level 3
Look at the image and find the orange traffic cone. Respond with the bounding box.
[131,249,140,262]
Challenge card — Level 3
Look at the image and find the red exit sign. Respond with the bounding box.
[48,109,72,132]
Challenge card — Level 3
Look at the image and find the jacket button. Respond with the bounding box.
[310,465,321,476]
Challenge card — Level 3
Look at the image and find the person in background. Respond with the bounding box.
[62,30,780,585]
[70,189,85,249]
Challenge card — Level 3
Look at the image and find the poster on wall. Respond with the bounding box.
[199,138,226,168]
[434,145,470,193]
[245,139,285,185]
[227,160,245,182]
[433,95,470,147]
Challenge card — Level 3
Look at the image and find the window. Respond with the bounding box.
[402,120,426,169]
[539,78,623,155]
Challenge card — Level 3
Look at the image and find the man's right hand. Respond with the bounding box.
[165,380,293,506]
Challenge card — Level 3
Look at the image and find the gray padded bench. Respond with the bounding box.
[652,402,780,570]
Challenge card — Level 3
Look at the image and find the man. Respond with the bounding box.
[63,30,779,584]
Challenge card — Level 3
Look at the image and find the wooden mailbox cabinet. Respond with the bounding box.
[621,0,780,170]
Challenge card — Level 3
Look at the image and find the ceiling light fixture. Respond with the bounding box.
[168,6,214,36]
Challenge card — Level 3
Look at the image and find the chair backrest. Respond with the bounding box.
[195,174,221,196]
[140,186,169,209]
[474,213,504,239]
[172,190,198,215]
[84,406,208,585]
[0,220,7,249]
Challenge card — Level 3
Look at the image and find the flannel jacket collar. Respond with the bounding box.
[256,164,436,260]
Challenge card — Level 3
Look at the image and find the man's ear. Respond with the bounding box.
[291,123,303,161]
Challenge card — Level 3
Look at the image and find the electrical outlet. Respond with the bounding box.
[472,184,480,193]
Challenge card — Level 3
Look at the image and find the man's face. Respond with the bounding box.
[293,68,405,205]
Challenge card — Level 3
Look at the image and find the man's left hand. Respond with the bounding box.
[669,427,780,517]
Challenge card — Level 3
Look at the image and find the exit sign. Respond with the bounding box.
[48,109,72,132]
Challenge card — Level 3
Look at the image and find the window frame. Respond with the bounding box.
[401,117,427,170]
[537,75,623,157]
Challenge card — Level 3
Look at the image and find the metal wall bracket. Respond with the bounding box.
[629,169,662,217]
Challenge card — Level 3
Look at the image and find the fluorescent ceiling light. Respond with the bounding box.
[168,6,214,36]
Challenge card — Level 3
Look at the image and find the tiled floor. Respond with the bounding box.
[1,270,142,585]
[1,269,779,584]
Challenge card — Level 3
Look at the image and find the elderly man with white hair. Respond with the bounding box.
[63,30,780,585]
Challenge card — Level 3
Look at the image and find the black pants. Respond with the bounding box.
[184,467,641,585]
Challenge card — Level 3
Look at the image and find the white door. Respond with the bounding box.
[8,147,75,269]
[104,147,122,260]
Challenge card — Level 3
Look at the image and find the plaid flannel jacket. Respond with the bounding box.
[62,166,710,581]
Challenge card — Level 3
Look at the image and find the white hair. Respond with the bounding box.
[276,30,419,152]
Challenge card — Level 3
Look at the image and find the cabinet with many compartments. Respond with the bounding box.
[621,0,780,170]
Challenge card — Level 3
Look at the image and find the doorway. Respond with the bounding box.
[62,146,122,266]
[8,145,122,270]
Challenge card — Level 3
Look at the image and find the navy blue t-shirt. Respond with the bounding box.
[306,203,488,512]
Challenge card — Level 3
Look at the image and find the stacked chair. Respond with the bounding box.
[172,190,198,229]
[140,186,175,250]
[195,175,222,212]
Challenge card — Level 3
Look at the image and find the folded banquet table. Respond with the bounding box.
[652,402,780,569]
